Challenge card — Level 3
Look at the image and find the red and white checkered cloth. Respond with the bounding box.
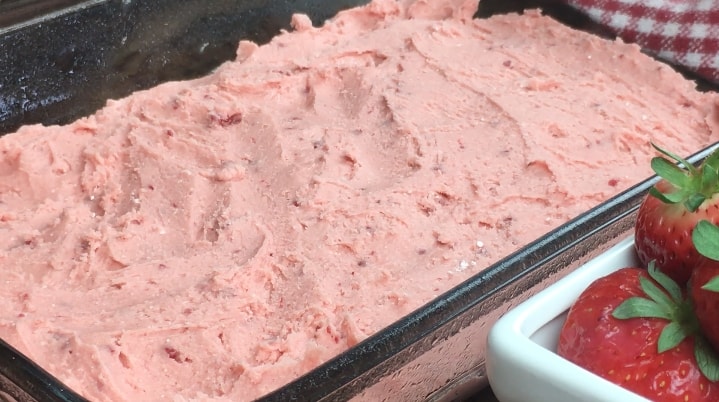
[565,0,719,84]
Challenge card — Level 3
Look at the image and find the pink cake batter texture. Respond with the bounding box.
[1,0,718,400]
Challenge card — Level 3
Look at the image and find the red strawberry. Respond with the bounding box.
[690,220,719,354]
[634,144,719,286]
[558,265,719,401]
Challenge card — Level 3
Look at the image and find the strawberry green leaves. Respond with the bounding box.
[703,276,719,293]
[612,261,719,381]
[648,143,719,212]
[696,336,719,382]
[613,264,678,320]
[693,220,719,293]
[613,263,696,349]
[694,220,719,266]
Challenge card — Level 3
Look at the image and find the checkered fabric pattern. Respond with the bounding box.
[565,0,719,84]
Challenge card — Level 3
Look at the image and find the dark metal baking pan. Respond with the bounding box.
[1,1,717,401]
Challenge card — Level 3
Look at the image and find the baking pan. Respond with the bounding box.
[0,1,717,401]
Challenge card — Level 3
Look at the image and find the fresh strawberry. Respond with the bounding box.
[634,143,719,286]
[558,265,719,401]
[690,220,719,354]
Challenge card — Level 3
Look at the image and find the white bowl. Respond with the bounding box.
[485,236,651,402]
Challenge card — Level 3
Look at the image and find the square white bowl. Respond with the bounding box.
[486,236,652,402]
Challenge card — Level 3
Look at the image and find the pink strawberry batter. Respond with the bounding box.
[1,0,718,400]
